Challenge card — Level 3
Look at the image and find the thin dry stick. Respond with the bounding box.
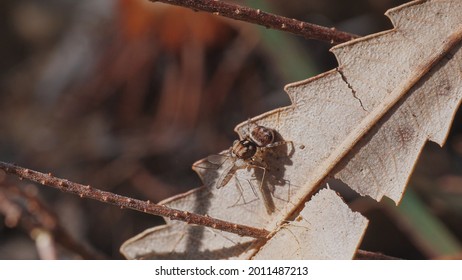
[355,249,400,260]
[0,163,398,259]
[2,184,104,259]
[151,0,359,45]
[0,161,269,240]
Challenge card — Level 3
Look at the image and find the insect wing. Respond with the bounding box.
[206,154,229,165]
[214,160,239,189]
[193,154,236,189]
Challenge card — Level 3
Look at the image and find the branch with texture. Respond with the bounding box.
[152,0,359,44]
[0,161,397,260]
[0,161,269,240]
[0,184,103,259]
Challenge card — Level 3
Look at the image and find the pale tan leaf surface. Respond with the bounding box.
[121,0,462,259]
[253,189,368,259]
[331,0,462,202]
[121,188,257,259]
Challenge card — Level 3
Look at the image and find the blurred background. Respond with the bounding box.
[1,0,461,259]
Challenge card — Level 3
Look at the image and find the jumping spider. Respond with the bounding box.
[197,121,293,212]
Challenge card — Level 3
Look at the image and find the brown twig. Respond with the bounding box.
[0,184,104,259]
[355,249,400,260]
[151,0,359,45]
[0,162,402,259]
[0,161,269,239]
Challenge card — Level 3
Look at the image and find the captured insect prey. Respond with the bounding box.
[193,120,295,214]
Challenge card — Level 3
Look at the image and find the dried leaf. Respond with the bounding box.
[253,188,368,259]
[121,0,462,259]
[120,188,257,259]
